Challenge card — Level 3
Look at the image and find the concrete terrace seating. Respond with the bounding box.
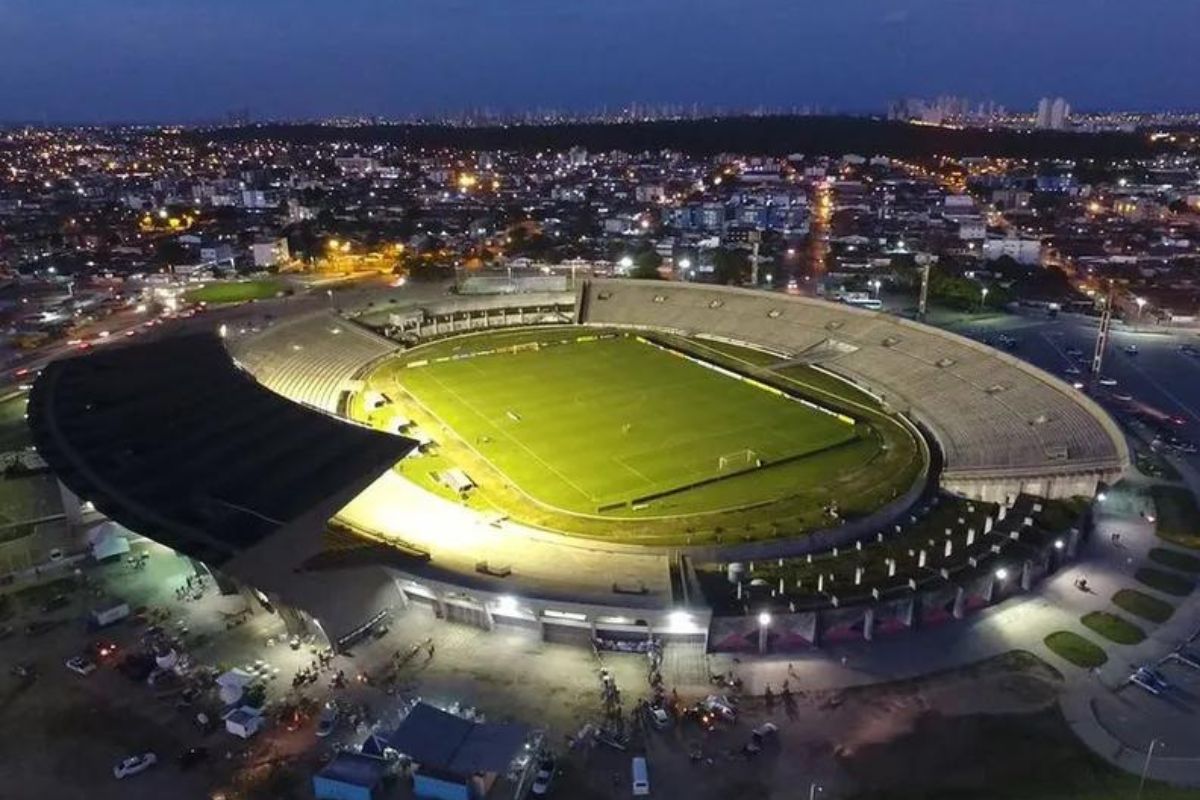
[227,312,399,414]
[582,279,1128,500]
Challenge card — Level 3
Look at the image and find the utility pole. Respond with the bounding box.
[1091,282,1114,378]
[916,253,936,320]
[750,229,762,286]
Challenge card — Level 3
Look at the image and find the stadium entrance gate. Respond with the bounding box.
[442,598,490,631]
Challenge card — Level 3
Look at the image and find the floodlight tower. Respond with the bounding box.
[1091,282,1115,378]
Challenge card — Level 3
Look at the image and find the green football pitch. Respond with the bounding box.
[391,333,863,517]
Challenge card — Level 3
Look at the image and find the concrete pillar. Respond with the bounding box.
[901,596,915,628]
[1020,560,1034,592]
[983,575,997,603]
[863,607,876,641]
[966,528,976,546]
[433,592,448,619]
[1067,527,1082,558]
[943,540,953,559]
[952,587,966,619]
[481,602,495,632]
[393,580,411,610]
[918,549,927,568]
[58,480,84,527]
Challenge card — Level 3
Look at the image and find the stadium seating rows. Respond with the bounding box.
[228,312,398,413]
[581,280,1126,485]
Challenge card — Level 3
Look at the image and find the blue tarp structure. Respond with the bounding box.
[387,702,529,778]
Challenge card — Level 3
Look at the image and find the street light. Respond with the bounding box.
[1137,739,1163,800]
[678,258,692,272]
[980,286,989,312]
[1135,296,1147,331]
[809,783,823,800]
[870,279,881,298]
[757,611,771,627]
[994,567,1009,581]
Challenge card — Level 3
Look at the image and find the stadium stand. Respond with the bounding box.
[226,311,399,413]
[581,279,1127,501]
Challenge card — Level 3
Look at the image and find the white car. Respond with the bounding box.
[315,703,338,738]
[65,656,96,676]
[531,756,555,796]
[113,752,157,779]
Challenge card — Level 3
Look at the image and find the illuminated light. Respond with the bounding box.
[1096,492,1108,503]
[678,258,692,271]
[668,610,693,630]
[543,608,587,622]
[619,256,634,271]
[1054,539,1064,550]
[218,323,228,339]
[327,239,339,250]
[757,611,771,627]
[994,568,1009,581]
[494,595,519,616]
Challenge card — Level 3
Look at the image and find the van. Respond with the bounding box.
[631,756,650,796]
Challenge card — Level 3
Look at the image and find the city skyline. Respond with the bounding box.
[2,0,1199,123]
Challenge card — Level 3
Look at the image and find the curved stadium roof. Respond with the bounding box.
[28,334,415,567]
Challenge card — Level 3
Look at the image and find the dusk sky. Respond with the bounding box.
[1,0,1198,122]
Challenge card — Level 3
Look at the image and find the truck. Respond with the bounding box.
[88,600,130,630]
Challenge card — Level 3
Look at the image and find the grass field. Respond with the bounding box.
[1080,611,1145,645]
[1135,566,1194,596]
[1044,631,1107,668]
[1150,485,1200,549]
[183,278,287,304]
[395,333,859,515]
[1112,588,1174,624]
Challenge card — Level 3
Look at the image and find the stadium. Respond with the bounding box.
[29,279,1129,651]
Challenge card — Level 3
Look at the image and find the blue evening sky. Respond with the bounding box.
[0,0,1197,122]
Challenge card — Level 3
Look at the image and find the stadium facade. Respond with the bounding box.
[29,280,1128,651]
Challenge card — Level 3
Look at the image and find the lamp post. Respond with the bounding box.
[809,782,823,800]
[980,286,989,313]
[870,279,881,298]
[326,289,333,311]
[1135,296,1146,332]
[1137,739,1162,800]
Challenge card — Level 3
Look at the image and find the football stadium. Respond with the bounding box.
[29,279,1130,651]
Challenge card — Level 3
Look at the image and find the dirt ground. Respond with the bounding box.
[1,541,1193,800]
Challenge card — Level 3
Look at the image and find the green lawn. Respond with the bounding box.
[184,278,287,304]
[1111,589,1174,624]
[1148,547,1200,573]
[1150,485,1200,549]
[1136,566,1195,596]
[0,393,32,452]
[1081,612,1145,645]
[1044,631,1107,668]
[395,333,861,515]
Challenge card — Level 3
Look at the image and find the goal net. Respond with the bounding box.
[717,449,761,471]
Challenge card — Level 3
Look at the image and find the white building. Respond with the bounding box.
[252,238,290,268]
[983,237,1042,266]
[1036,97,1070,130]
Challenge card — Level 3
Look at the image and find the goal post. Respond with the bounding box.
[717,449,761,471]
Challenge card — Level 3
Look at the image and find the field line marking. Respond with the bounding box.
[417,370,598,504]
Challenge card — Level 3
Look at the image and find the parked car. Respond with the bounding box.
[113,752,157,779]
[65,656,97,676]
[531,755,555,796]
[315,703,339,738]
[702,695,737,722]
[649,707,671,730]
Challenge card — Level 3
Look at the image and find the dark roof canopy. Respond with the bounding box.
[387,702,529,778]
[29,334,414,565]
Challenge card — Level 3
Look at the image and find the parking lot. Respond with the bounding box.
[1094,653,1200,760]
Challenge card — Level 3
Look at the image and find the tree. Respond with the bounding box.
[630,250,663,280]
[712,248,751,285]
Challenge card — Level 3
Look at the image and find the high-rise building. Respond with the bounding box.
[1035,96,1071,130]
